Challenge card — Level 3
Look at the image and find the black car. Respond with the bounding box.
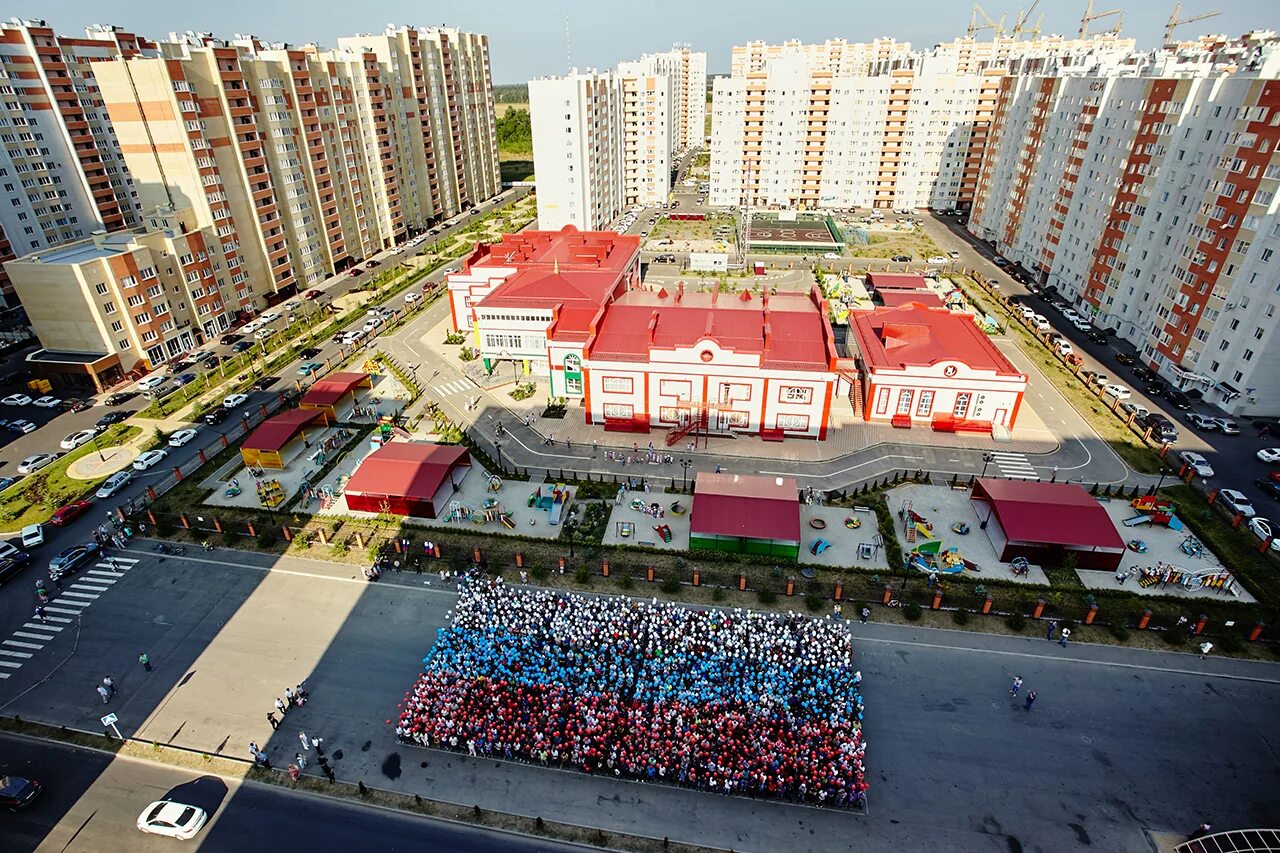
[0,775,42,810]
[61,398,92,413]
[254,376,278,391]
[298,347,321,359]
[0,370,32,386]
[1115,353,1136,366]
[104,391,135,406]
[202,407,229,426]
[0,551,33,584]
[231,341,253,353]
[1086,330,1108,344]
[1254,477,1280,501]
[890,254,912,262]
[96,410,130,428]
[1165,389,1193,410]
[49,542,100,581]
[1144,380,1168,396]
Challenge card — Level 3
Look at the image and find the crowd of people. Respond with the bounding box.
[395,578,867,807]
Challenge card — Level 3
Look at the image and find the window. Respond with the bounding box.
[94,283,108,295]
[916,390,934,417]
[778,385,812,404]
[953,393,971,419]
[718,382,751,402]
[896,389,914,415]
[777,413,809,431]
[602,403,633,420]
[659,379,691,400]
[874,387,890,415]
[601,376,633,394]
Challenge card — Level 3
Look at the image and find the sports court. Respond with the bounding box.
[747,212,844,253]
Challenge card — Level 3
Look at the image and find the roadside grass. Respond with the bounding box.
[0,424,141,528]
[499,155,534,183]
[845,229,941,260]
[1162,484,1280,606]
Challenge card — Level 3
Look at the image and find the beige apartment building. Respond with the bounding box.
[5,207,234,389]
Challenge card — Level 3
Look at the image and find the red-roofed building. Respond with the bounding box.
[299,372,374,419]
[690,472,800,559]
[866,272,931,292]
[971,478,1125,570]
[241,408,332,469]
[344,443,471,518]
[848,303,1027,432]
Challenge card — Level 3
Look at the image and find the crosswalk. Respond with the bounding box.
[990,452,1041,481]
[431,379,476,398]
[0,556,139,679]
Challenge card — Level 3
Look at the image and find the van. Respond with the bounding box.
[142,381,172,400]
[1140,413,1178,443]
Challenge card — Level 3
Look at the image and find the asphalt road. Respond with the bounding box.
[2,549,1278,852]
[0,732,585,853]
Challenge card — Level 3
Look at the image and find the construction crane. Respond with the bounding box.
[1163,3,1222,46]
[1012,0,1044,39]
[1079,0,1123,38]
[967,3,1006,40]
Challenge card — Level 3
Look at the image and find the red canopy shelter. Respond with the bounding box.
[971,478,1125,570]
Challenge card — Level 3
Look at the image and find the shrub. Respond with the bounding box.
[952,608,970,626]
[804,592,824,613]
[660,576,681,595]
[1006,613,1027,632]
[618,572,634,590]
[256,528,279,548]
[221,531,240,548]
[757,588,777,605]
[573,566,591,585]
[1163,628,1188,646]
[1217,632,1243,655]
[1108,622,1130,641]
[711,587,726,602]
[903,602,923,621]
[154,518,174,537]
[530,564,550,581]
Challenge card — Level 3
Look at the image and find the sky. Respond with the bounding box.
[23,0,1278,82]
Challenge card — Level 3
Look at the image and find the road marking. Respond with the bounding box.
[45,607,82,616]
[0,673,8,679]
[49,598,90,608]
[13,631,55,641]
[42,616,73,624]
[3,640,44,650]
[759,454,926,478]
[86,570,123,579]
[24,623,62,632]
[0,660,21,668]
[59,591,99,600]
[0,650,32,658]
[71,582,110,591]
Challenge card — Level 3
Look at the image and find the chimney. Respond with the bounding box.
[676,281,684,302]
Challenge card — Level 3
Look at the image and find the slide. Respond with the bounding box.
[1123,514,1152,527]
[549,495,569,525]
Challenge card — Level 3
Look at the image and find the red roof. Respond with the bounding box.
[849,304,1020,375]
[242,408,328,453]
[691,473,801,542]
[867,272,929,291]
[587,287,835,369]
[345,443,471,502]
[464,225,639,276]
[300,372,370,408]
[972,479,1125,551]
[879,290,944,308]
[479,268,622,340]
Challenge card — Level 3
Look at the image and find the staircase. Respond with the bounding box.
[840,370,863,417]
[666,405,708,446]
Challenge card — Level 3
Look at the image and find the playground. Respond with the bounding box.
[201,423,362,511]
[602,482,692,550]
[885,483,1050,586]
[1078,496,1255,602]
[797,502,890,571]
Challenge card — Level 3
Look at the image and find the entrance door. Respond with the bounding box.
[993,408,1008,427]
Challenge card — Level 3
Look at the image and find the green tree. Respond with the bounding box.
[496,108,533,155]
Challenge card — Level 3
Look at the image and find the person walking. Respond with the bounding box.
[138,651,152,672]
[288,764,301,787]
[266,712,279,730]
[298,731,310,753]
[311,736,325,757]
[1199,641,1214,659]
[34,605,48,624]
[1058,627,1071,648]
[248,742,262,764]
[860,607,870,625]
[1009,675,1023,697]
[96,684,111,704]
[103,676,115,698]
[295,752,307,771]
[256,749,272,770]
[318,757,335,784]
[1024,690,1038,711]
[1045,620,1058,641]
[284,686,295,708]
[832,602,842,620]
[274,697,288,716]
[1189,823,1212,840]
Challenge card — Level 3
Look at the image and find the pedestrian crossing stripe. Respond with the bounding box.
[3,640,44,649]
[13,631,54,642]
[45,607,82,616]
[0,660,22,668]
[71,584,110,593]
[0,650,32,658]
[24,623,62,632]
[0,673,9,679]
[59,591,99,600]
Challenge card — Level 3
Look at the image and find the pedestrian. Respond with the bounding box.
[832,602,842,620]
[927,571,938,588]
[1024,690,1037,711]
[1058,627,1071,648]
[256,749,272,769]
[320,761,335,784]
[1045,620,1058,641]
[1009,675,1023,697]
[248,741,262,763]
[311,736,324,756]
[519,569,528,584]
[295,752,307,771]
[103,676,115,697]
[52,573,62,589]
[1114,567,1128,585]
[34,605,48,624]
[267,712,279,730]
[1189,823,1212,839]
[274,697,288,716]
[139,651,152,671]
[295,683,309,705]
[288,764,301,787]
[97,684,111,704]
[1199,641,1214,659]
[298,731,310,752]
[284,686,295,708]
[860,607,869,625]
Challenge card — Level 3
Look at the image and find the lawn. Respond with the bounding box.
[499,155,534,183]
[0,423,141,529]
[648,214,736,245]
[845,229,941,260]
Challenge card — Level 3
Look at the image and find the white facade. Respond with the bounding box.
[615,67,673,206]
[624,46,706,150]
[529,72,626,231]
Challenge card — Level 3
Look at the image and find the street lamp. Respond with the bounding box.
[91,432,106,464]
[980,452,994,478]
[494,437,503,473]
[565,517,578,558]
[680,458,693,492]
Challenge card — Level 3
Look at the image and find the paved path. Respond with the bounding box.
[1,547,1275,853]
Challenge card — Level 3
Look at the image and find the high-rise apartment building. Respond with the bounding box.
[0,21,156,301]
[710,35,1137,212]
[615,63,674,205]
[529,71,626,231]
[621,46,706,150]
[969,42,1280,416]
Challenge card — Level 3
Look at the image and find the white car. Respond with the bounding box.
[1055,341,1073,356]
[1018,305,1036,317]
[60,429,99,450]
[261,311,281,324]
[1033,315,1050,331]
[1178,450,1214,478]
[1062,309,1079,321]
[1218,488,1256,519]
[21,523,44,548]
[1120,402,1150,419]
[926,256,948,265]
[822,252,842,260]
[137,800,209,840]
[96,470,133,499]
[1072,318,1092,332]
[17,454,56,474]
[32,395,62,408]
[1258,448,1280,463]
[168,428,199,447]
[136,375,167,391]
[2,393,33,406]
[404,291,421,305]
[133,449,169,470]
[223,393,248,409]
[1248,517,1280,552]
[254,328,276,340]
[1103,384,1131,400]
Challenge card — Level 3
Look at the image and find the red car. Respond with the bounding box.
[50,499,92,527]
[303,289,323,300]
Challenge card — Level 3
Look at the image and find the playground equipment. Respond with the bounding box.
[487,474,503,492]
[225,478,242,498]
[531,484,572,525]
[898,499,934,544]
[1180,535,1204,558]
[1127,538,1149,553]
[950,522,970,535]
[1138,562,1238,595]
[809,517,827,530]
[844,516,863,529]
[654,524,673,543]
[1124,496,1184,530]
[810,538,831,556]
[616,521,635,538]
[1010,557,1031,577]
[256,478,284,508]
[669,501,687,516]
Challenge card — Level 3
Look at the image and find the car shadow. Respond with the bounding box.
[160,775,229,815]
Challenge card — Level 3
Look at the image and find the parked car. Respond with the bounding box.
[926,256,948,265]
[30,395,59,408]
[231,341,253,353]
[60,429,99,450]
[1119,402,1149,419]
[96,411,129,428]
[62,398,93,413]
[0,476,20,492]
[219,333,242,345]
[0,554,33,586]
[168,428,199,447]
[1210,417,1240,435]
[21,523,45,548]
[17,454,57,475]
[7,420,36,434]
[1165,388,1193,410]
[104,392,135,406]
[253,328,276,341]
[1,393,32,406]
[1103,384,1131,400]
[404,291,421,305]
[1177,451,1215,478]
[137,800,209,839]
[1054,341,1073,356]
[136,375,167,391]
[1255,477,1280,501]
[96,470,133,499]
[890,254,912,262]
[50,500,93,527]
[0,775,42,811]
[1217,488,1256,519]
[132,449,169,470]
[260,311,280,324]
[1186,413,1219,431]
[1258,448,1280,463]
[1138,413,1179,443]
[48,542,101,581]
[223,393,248,409]
[1247,517,1280,551]
[1115,353,1136,366]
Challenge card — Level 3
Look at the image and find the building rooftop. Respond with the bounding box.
[866,272,930,291]
[465,225,640,276]
[849,303,1021,375]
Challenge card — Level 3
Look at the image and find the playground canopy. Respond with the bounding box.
[300,372,373,418]
[866,272,930,292]
[690,473,800,559]
[240,408,332,469]
[344,442,471,518]
[971,478,1125,570]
